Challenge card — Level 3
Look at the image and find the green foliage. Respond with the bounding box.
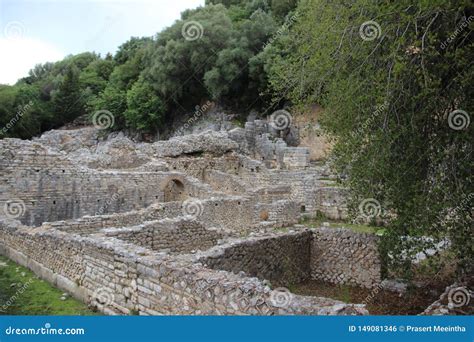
[268,0,473,276]
[0,0,298,138]
[124,77,165,132]
[51,64,85,124]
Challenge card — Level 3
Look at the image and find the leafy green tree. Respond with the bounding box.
[51,64,84,125]
[268,0,473,277]
[124,77,165,132]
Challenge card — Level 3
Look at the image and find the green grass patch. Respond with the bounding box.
[299,214,384,235]
[0,256,97,315]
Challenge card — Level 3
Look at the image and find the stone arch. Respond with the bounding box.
[161,177,188,202]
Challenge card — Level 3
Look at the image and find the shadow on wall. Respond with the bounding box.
[162,179,188,202]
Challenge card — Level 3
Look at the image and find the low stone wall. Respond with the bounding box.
[0,219,368,316]
[256,200,300,227]
[104,218,222,254]
[315,187,348,220]
[310,227,381,288]
[200,231,311,287]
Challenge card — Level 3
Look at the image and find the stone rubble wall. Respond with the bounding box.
[228,120,310,170]
[201,231,312,287]
[103,217,222,254]
[310,227,381,288]
[0,219,368,316]
[238,168,348,220]
[164,154,241,180]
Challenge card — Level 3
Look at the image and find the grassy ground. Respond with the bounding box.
[299,215,385,235]
[0,255,96,315]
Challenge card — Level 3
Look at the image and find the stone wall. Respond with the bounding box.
[104,218,222,254]
[0,140,215,226]
[310,227,381,288]
[228,120,310,170]
[314,187,348,220]
[201,231,311,287]
[0,219,368,315]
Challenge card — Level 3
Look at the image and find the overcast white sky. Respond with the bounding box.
[0,0,204,85]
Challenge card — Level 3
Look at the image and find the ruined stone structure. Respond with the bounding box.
[0,120,377,315]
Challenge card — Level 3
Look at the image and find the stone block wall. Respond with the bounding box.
[104,218,222,254]
[203,170,249,195]
[201,231,312,287]
[315,187,348,220]
[0,219,368,316]
[310,227,381,288]
[255,200,300,227]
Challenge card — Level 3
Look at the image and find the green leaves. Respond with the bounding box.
[268,0,473,277]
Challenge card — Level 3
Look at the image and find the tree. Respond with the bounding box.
[51,64,84,125]
[124,77,165,132]
[268,0,473,277]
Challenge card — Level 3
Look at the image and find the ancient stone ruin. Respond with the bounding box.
[0,119,380,315]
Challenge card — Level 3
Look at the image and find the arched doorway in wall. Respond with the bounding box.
[162,178,188,202]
